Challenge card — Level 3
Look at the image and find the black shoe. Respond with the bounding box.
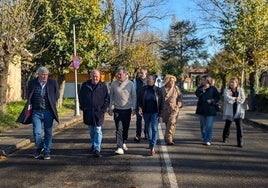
[91,145,94,152]
[166,142,174,145]
[134,136,140,143]
[94,150,102,158]
[237,144,243,148]
[33,148,44,159]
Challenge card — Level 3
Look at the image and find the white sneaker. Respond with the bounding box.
[123,143,128,151]
[115,148,124,155]
[206,142,211,146]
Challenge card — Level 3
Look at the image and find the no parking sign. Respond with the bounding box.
[72,55,80,70]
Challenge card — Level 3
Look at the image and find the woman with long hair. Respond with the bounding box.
[222,77,246,147]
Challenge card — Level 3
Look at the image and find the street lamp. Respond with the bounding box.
[71,17,88,116]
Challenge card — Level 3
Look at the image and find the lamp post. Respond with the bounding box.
[71,17,88,116]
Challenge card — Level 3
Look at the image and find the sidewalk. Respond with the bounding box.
[0,111,83,157]
[0,109,267,158]
[243,111,268,130]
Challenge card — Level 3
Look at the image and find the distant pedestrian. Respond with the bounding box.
[79,69,110,157]
[138,75,163,155]
[222,77,246,147]
[133,67,148,142]
[195,75,220,146]
[160,75,183,145]
[108,66,136,155]
[17,67,59,160]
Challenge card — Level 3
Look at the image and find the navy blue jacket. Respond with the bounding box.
[195,85,220,116]
[79,80,110,126]
[138,85,163,117]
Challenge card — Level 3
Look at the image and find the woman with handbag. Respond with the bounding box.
[222,77,246,147]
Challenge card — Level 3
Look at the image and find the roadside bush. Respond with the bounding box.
[0,111,18,132]
[255,87,268,113]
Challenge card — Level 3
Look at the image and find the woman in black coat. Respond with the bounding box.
[195,75,220,146]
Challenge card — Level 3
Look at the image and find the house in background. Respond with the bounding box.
[182,67,208,90]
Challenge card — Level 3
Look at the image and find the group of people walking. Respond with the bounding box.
[105,67,183,156]
[195,75,246,148]
[17,66,246,160]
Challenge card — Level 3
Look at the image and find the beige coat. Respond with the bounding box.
[161,86,182,124]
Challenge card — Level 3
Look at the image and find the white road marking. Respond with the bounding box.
[158,123,179,188]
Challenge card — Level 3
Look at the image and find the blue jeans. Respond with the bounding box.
[199,115,214,142]
[143,113,159,149]
[89,125,102,152]
[32,110,54,154]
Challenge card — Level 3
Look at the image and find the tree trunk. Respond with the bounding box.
[108,0,117,47]
[57,73,66,108]
[248,71,256,111]
[0,55,10,113]
[220,74,226,95]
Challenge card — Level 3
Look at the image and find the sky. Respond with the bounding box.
[154,0,221,57]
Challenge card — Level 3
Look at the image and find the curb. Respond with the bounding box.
[1,116,83,156]
[243,119,268,131]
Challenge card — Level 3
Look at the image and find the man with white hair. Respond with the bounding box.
[17,66,59,160]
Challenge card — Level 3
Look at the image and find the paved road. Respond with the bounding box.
[0,94,267,188]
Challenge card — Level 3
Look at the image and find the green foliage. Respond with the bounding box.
[216,0,268,93]
[0,111,18,133]
[57,98,75,114]
[28,0,111,72]
[160,19,208,80]
[7,100,26,117]
[161,59,182,78]
[109,44,161,79]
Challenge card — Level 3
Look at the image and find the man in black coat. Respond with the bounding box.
[133,67,148,142]
[79,69,110,157]
[17,66,59,160]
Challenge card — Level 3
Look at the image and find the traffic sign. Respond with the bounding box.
[72,55,80,70]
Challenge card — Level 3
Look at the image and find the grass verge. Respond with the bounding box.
[0,98,75,133]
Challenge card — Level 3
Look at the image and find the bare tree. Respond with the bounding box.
[108,0,170,50]
[0,0,47,113]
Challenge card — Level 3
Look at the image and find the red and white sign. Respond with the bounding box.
[72,55,80,70]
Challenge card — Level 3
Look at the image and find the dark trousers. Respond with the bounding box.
[223,119,243,146]
[135,109,148,138]
[113,108,132,148]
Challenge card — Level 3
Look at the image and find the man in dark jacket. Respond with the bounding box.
[79,69,110,157]
[133,67,148,142]
[17,66,59,160]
